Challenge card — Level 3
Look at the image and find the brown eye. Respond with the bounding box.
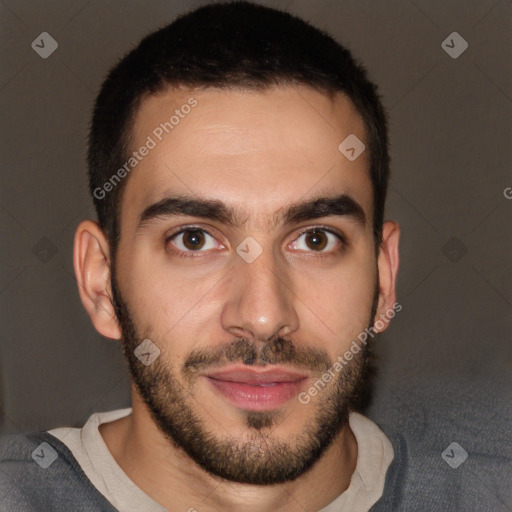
[289,228,343,253]
[169,228,219,252]
[182,229,206,250]
[305,230,328,251]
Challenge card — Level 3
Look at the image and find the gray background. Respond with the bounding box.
[1,0,511,507]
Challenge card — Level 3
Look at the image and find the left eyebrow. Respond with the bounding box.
[280,194,366,228]
[137,193,366,230]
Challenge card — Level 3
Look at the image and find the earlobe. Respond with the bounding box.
[374,221,400,333]
[73,220,122,340]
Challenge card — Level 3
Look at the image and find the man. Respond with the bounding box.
[0,2,403,510]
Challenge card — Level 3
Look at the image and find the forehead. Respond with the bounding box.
[121,85,372,230]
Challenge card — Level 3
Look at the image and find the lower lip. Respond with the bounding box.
[204,377,307,411]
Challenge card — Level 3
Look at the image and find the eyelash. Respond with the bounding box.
[293,226,347,257]
[165,225,347,259]
[165,225,221,259]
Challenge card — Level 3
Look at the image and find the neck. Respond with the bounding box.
[100,391,358,512]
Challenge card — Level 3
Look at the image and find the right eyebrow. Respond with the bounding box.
[137,196,247,230]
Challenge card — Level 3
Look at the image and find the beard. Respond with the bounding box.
[110,264,377,485]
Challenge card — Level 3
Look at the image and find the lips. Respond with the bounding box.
[202,365,310,411]
[205,367,310,384]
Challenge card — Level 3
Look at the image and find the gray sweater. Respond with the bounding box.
[0,427,508,511]
[0,430,406,511]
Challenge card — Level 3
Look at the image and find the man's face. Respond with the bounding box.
[112,85,378,484]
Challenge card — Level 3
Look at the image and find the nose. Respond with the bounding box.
[220,248,300,342]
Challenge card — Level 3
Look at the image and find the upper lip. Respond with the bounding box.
[203,365,310,384]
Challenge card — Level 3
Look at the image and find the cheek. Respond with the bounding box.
[292,248,377,348]
[116,245,226,342]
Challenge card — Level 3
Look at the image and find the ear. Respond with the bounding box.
[73,220,121,340]
[373,221,400,333]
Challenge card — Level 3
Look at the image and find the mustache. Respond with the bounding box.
[183,337,332,376]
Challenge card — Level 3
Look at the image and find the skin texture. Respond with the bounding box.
[74,85,400,512]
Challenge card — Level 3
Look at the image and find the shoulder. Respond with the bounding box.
[0,431,116,512]
[368,430,408,512]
